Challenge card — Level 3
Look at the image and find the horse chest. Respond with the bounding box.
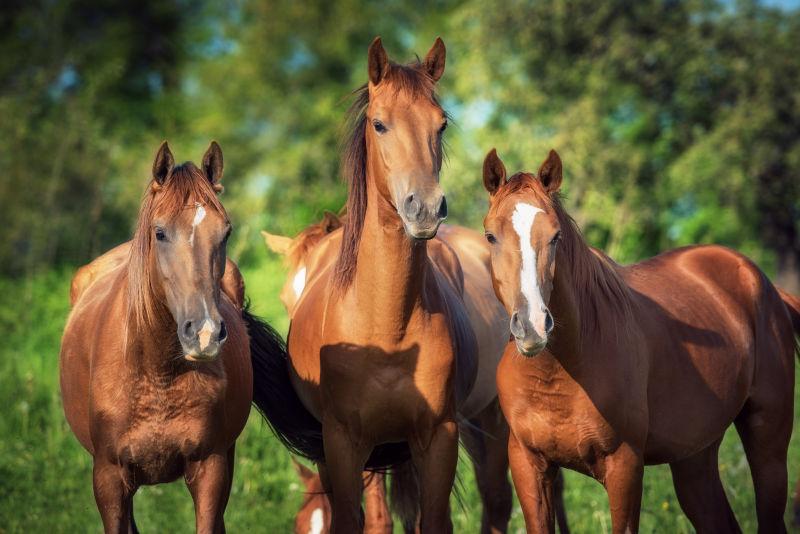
[95,374,225,484]
[499,353,621,476]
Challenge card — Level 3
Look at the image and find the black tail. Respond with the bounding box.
[244,307,324,461]
[243,306,411,469]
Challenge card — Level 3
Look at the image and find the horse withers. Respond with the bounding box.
[481,148,798,533]
[60,142,275,533]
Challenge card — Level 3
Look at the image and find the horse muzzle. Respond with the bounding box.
[179,317,228,361]
[399,191,447,240]
[510,308,553,357]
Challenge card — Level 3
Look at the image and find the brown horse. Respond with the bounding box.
[61,142,278,533]
[265,212,567,533]
[292,459,393,534]
[481,147,798,533]
[251,38,512,533]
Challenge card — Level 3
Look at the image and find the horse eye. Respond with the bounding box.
[372,119,387,134]
[485,232,497,244]
[439,120,448,133]
[155,228,167,242]
[222,226,232,244]
[550,231,562,245]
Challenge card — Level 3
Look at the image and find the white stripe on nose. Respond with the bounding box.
[511,202,548,336]
[198,319,214,350]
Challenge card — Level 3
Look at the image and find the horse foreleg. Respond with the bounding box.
[92,459,135,534]
[602,443,644,534]
[185,451,231,534]
[507,432,557,533]
[322,417,371,534]
[462,399,512,534]
[410,419,458,534]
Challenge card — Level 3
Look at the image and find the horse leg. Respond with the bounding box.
[462,399,512,534]
[507,431,558,533]
[411,419,459,534]
[92,460,135,534]
[668,438,739,533]
[363,472,393,534]
[735,395,792,534]
[185,451,231,534]
[322,417,370,533]
[602,443,643,534]
[553,469,570,534]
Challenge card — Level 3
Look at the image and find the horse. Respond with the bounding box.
[480,147,799,533]
[263,211,572,533]
[61,141,276,533]
[250,38,512,533]
[261,210,344,316]
[292,459,393,534]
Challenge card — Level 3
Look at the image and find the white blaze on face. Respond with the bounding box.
[189,202,207,247]
[308,508,324,534]
[292,266,307,299]
[511,202,548,336]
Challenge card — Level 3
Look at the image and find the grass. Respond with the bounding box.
[1,258,799,533]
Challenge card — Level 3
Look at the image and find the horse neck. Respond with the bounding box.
[547,230,632,360]
[121,267,182,380]
[351,168,428,334]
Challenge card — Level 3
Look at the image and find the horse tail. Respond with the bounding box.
[244,305,411,469]
[389,461,419,534]
[778,287,800,336]
[243,306,324,461]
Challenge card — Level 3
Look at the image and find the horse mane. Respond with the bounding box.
[127,162,227,329]
[332,60,442,290]
[285,211,346,271]
[500,173,635,342]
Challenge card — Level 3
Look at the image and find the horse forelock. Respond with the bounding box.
[127,162,227,330]
[333,62,444,291]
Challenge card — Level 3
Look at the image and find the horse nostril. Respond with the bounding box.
[510,311,525,338]
[182,320,194,339]
[403,194,422,221]
[218,321,227,342]
[437,196,448,219]
[544,310,554,334]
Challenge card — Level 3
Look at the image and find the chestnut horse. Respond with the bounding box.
[481,148,799,533]
[252,38,511,533]
[292,459,393,534]
[263,212,571,533]
[61,142,278,533]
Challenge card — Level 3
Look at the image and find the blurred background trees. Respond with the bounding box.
[1,0,798,291]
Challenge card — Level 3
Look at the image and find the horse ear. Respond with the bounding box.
[202,141,224,184]
[261,231,292,255]
[291,458,317,487]
[423,37,446,82]
[483,148,507,195]
[152,141,174,185]
[368,36,389,85]
[537,149,563,194]
[321,210,341,233]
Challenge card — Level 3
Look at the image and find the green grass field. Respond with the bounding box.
[2,257,799,533]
